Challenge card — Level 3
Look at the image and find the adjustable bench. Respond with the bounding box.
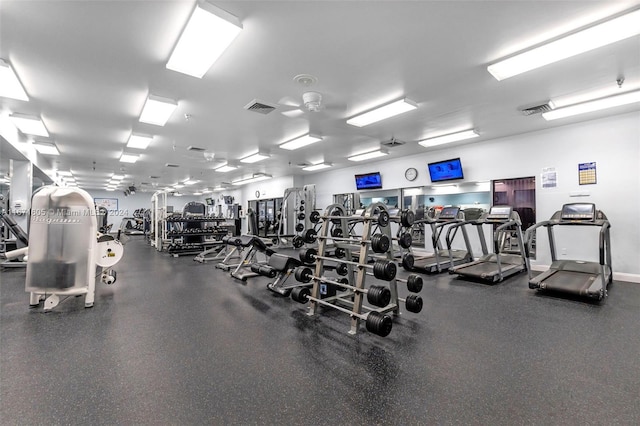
[250,253,308,296]
[226,236,274,281]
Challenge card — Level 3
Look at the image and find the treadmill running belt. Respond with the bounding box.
[540,271,599,296]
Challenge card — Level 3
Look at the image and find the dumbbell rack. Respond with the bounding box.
[308,202,400,335]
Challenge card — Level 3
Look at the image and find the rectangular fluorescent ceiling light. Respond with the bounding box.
[347,149,388,162]
[173,184,185,189]
[488,9,640,81]
[106,188,116,191]
[232,173,272,185]
[302,162,332,171]
[33,142,60,156]
[214,163,238,172]
[111,174,125,180]
[419,129,479,147]
[184,180,199,185]
[240,152,270,163]
[57,171,73,177]
[127,133,153,149]
[139,95,177,126]
[542,89,640,121]
[346,98,417,127]
[9,113,49,137]
[166,1,243,78]
[119,153,139,163]
[0,59,29,101]
[279,134,322,150]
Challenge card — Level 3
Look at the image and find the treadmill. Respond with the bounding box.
[409,207,473,273]
[524,203,611,301]
[448,206,526,283]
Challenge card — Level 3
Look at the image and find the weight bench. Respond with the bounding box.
[1,212,29,268]
[221,235,274,281]
[250,253,308,296]
[213,236,253,270]
[193,239,228,263]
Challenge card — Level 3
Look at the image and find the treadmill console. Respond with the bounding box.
[561,203,596,221]
[438,207,460,220]
[487,206,512,221]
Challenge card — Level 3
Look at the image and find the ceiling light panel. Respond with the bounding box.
[33,142,60,155]
[119,153,139,163]
[166,1,243,78]
[346,98,417,127]
[127,133,153,149]
[347,149,388,162]
[418,130,479,147]
[232,173,272,186]
[214,163,238,172]
[302,163,332,171]
[0,59,29,101]
[240,152,270,163]
[488,9,640,81]
[279,134,323,150]
[542,89,640,121]
[9,113,49,137]
[139,95,178,126]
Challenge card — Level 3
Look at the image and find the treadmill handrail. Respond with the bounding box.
[492,220,520,254]
[523,220,552,279]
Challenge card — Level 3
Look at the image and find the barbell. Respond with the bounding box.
[290,286,393,337]
[309,209,390,227]
[329,228,413,249]
[298,249,397,281]
[293,269,392,307]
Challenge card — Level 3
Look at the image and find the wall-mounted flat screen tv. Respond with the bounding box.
[428,158,464,182]
[355,172,382,190]
[205,197,214,206]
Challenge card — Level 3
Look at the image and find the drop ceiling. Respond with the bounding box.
[1,0,639,193]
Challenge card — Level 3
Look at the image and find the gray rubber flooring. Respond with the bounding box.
[2,238,639,425]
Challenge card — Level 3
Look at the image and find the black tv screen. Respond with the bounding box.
[428,158,464,182]
[355,172,382,190]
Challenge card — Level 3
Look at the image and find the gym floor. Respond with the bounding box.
[1,238,639,425]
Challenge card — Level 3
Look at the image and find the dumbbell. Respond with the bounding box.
[290,285,393,337]
[297,212,305,221]
[292,236,305,249]
[298,249,397,281]
[309,209,390,227]
[295,223,304,232]
[294,268,391,307]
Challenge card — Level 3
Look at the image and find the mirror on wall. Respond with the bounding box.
[359,189,401,210]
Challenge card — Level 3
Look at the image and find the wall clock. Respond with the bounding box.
[255,190,260,198]
[405,167,418,181]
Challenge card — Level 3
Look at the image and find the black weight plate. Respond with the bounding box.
[298,248,317,264]
[292,236,305,248]
[303,228,317,243]
[299,205,305,212]
[331,228,343,238]
[406,275,423,293]
[399,232,412,249]
[295,223,304,232]
[336,262,348,276]
[294,266,313,283]
[291,286,311,304]
[377,210,390,227]
[334,247,346,259]
[365,312,393,337]
[297,212,305,221]
[402,253,415,270]
[405,294,423,313]
[401,209,415,227]
[371,233,390,253]
[309,210,321,223]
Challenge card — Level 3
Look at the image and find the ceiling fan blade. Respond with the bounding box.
[281,109,305,118]
[277,96,301,107]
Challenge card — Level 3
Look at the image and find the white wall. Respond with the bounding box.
[300,112,640,279]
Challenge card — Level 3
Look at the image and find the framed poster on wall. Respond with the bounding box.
[94,198,118,210]
[578,162,597,185]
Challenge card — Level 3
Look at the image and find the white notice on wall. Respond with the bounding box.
[541,167,557,189]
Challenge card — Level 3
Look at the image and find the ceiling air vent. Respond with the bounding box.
[149,175,160,179]
[187,146,206,152]
[244,99,277,115]
[165,163,180,168]
[520,101,555,116]
[381,137,405,147]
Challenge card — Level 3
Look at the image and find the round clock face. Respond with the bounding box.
[255,190,260,199]
[405,167,418,181]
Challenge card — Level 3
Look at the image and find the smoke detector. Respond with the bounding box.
[293,74,318,87]
[303,91,322,112]
[203,151,215,162]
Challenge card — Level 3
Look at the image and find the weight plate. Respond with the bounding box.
[401,209,415,227]
[295,223,304,232]
[377,210,390,227]
[331,228,343,238]
[365,312,393,337]
[405,294,423,313]
[303,228,317,243]
[309,211,321,223]
[399,232,412,249]
[402,253,415,270]
[406,275,423,293]
[291,286,311,304]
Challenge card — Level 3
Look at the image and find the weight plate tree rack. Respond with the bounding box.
[294,202,422,336]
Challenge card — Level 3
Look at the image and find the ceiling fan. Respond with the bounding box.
[277,91,328,118]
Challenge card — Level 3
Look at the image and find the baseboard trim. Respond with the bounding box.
[529,264,640,283]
